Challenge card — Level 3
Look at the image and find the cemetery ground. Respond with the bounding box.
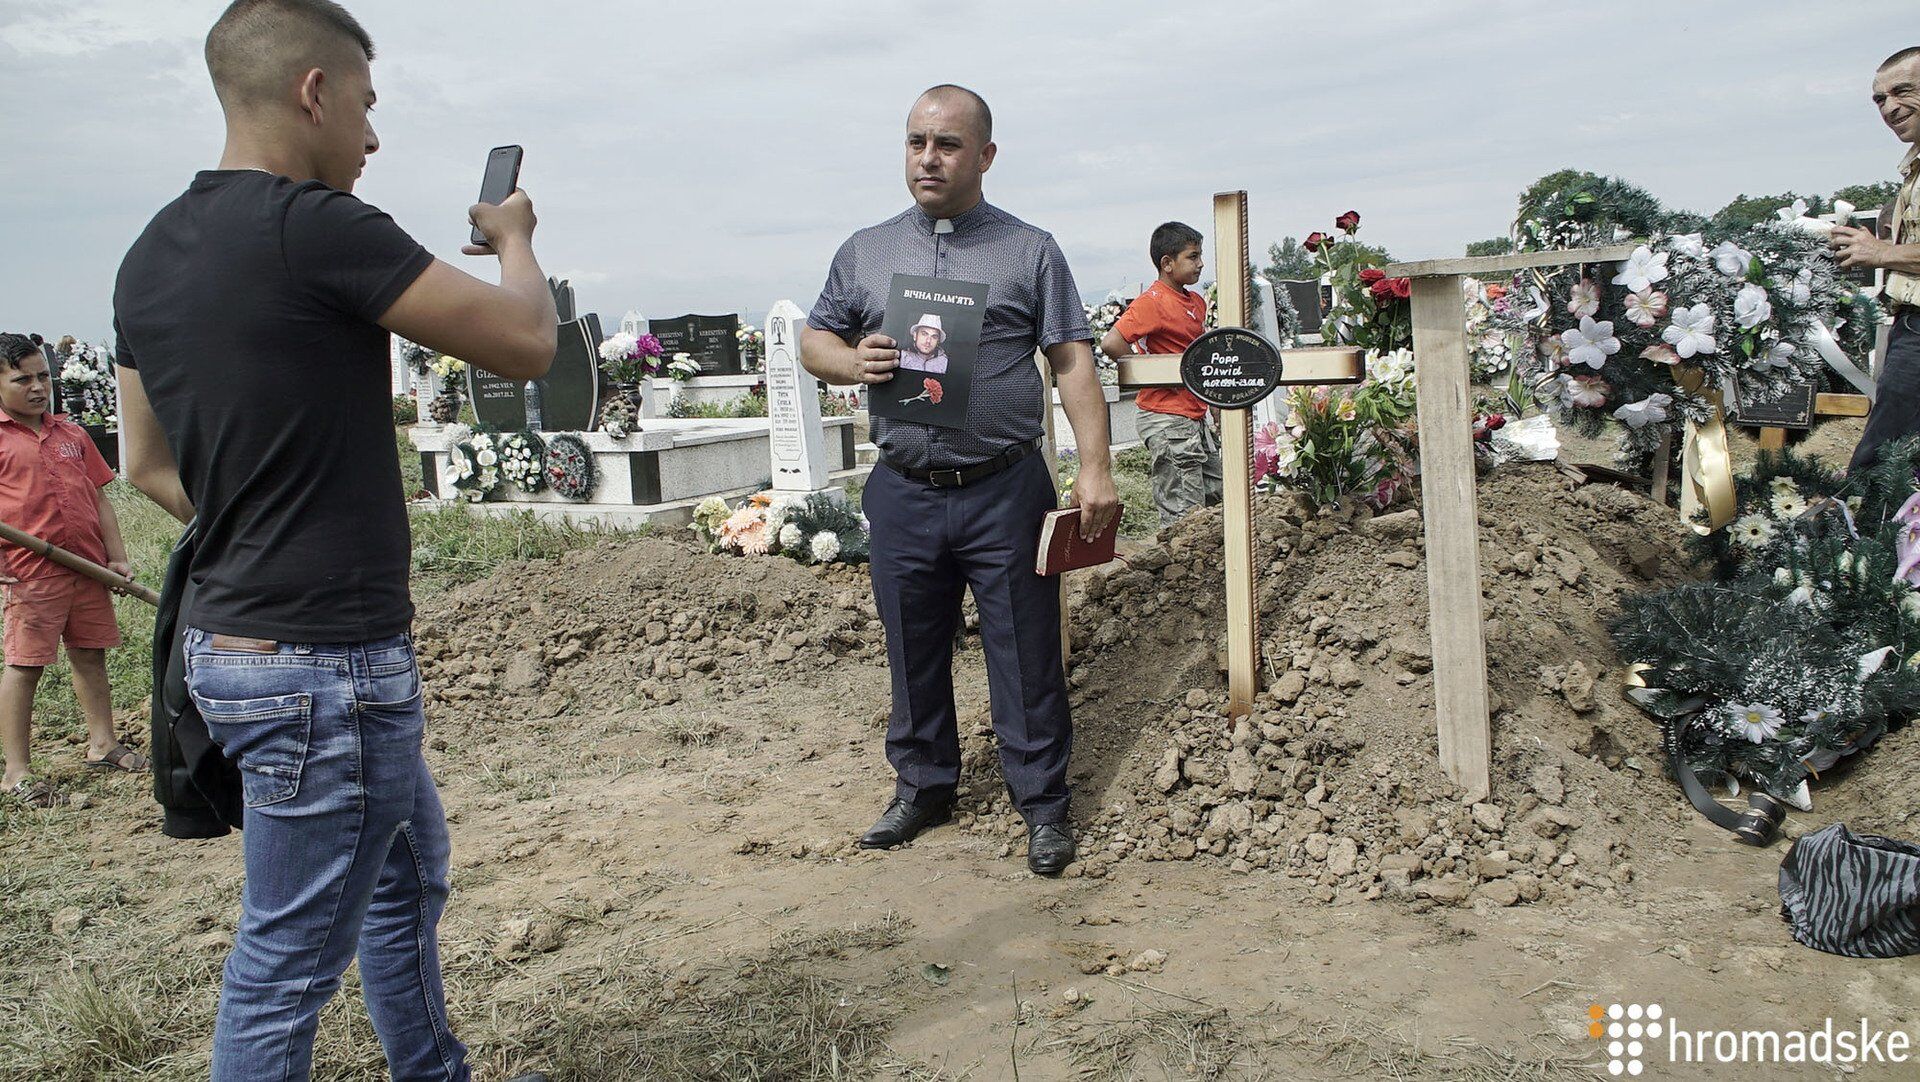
[3,424,1918,1080]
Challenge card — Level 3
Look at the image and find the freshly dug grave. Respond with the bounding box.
[409,462,1915,914]
[947,464,1715,908]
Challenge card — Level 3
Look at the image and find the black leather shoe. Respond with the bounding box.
[858,798,952,849]
[1027,823,1076,876]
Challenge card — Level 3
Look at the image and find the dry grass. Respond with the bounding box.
[0,834,911,1082]
[1027,999,1594,1082]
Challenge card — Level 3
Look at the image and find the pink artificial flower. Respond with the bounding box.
[1565,375,1610,408]
[1253,421,1280,481]
[1640,343,1681,366]
[1623,290,1670,328]
[1894,492,1920,586]
[635,334,663,357]
[1540,336,1569,369]
[1568,279,1601,319]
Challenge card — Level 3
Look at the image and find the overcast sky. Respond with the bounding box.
[2,0,1913,343]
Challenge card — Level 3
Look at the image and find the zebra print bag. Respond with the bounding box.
[1778,824,1920,959]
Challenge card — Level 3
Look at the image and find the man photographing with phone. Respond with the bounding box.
[112,1,554,1079]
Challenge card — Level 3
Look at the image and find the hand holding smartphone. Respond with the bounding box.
[467,144,525,251]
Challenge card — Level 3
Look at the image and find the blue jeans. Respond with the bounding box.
[185,627,468,1082]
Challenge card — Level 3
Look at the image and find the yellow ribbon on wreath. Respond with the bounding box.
[1675,365,1736,534]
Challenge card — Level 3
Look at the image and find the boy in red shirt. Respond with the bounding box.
[0,333,141,805]
[1100,222,1222,526]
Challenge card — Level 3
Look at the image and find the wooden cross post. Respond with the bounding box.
[1383,244,1635,802]
[1115,191,1364,719]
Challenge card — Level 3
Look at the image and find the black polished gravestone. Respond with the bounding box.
[650,313,742,375]
[466,367,527,430]
[540,318,601,432]
[548,276,577,323]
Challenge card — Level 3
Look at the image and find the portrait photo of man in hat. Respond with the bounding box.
[899,313,950,373]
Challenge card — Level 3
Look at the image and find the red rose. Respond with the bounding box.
[1304,232,1329,253]
[1359,268,1385,286]
[1487,414,1506,430]
[1389,277,1412,300]
[1335,210,1361,233]
[1369,278,1396,305]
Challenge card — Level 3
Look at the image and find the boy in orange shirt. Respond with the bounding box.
[1100,222,1222,526]
[0,333,141,806]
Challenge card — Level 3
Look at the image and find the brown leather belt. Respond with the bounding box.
[209,634,279,654]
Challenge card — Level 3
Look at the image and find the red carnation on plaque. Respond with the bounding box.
[1335,210,1361,233]
[1303,231,1330,253]
[900,377,944,406]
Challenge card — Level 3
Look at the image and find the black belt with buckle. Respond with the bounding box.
[880,439,1040,488]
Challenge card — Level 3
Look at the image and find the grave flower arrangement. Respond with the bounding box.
[599,396,638,439]
[1612,439,1920,806]
[429,354,467,382]
[497,431,546,493]
[1516,218,1878,463]
[1256,348,1417,510]
[542,434,596,501]
[665,352,702,381]
[54,341,117,428]
[1308,211,1412,357]
[694,491,869,565]
[441,425,502,502]
[597,332,664,384]
[736,321,764,369]
[397,337,437,377]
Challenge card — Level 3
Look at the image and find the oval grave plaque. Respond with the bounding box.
[1179,327,1282,409]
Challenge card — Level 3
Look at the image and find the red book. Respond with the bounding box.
[1036,506,1120,576]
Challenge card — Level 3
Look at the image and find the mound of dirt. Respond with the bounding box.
[406,460,1916,913]
[416,540,884,723]
[1019,464,1710,907]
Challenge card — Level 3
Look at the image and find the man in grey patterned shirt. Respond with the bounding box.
[801,84,1118,877]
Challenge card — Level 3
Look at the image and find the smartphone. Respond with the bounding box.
[471,144,523,246]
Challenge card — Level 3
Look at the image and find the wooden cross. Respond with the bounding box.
[1382,245,1636,801]
[1115,191,1365,719]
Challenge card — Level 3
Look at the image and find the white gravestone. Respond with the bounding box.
[765,299,831,495]
[1250,277,1285,433]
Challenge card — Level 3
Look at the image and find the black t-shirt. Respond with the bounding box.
[113,170,433,641]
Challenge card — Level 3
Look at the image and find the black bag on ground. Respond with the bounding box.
[1778,823,1920,959]
[149,521,243,838]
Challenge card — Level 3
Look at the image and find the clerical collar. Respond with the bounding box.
[920,200,991,236]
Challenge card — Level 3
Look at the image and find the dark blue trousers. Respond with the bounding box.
[1850,311,1920,473]
[864,453,1071,825]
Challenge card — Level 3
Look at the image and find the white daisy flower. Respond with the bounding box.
[1770,490,1807,518]
[1725,702,1784,744]
[1732,514,1775,549]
